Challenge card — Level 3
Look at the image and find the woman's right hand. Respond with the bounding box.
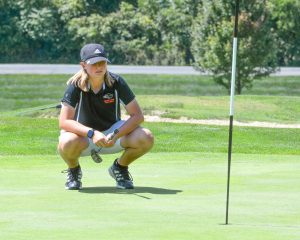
[92,131,109,147]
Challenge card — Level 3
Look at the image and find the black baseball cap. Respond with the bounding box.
[80,43,111,64]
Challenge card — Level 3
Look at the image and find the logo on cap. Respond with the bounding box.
[94,49,102,54]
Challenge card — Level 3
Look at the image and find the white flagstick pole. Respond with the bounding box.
[226,0,239,225]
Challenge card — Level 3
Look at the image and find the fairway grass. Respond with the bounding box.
[1,74,300,124]
[2,94,300,124]
[0,153,299,240]
[138,95,300,124]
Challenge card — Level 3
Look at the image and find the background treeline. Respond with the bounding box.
[1,0,299,66]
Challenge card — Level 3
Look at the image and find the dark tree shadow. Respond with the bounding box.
[79,186,182,199]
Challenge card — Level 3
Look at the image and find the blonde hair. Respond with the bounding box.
[67,66,115,91]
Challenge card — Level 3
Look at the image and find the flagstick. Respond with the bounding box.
[226,0,239,225]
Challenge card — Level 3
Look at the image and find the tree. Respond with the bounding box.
[67,2,160,64]
[192,0,278,94]
[15,0,77,62]
[269,0,300,66]
[138,0,201,65]
[0,1,24,62]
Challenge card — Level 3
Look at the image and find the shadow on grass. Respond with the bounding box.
[79,186,182,199]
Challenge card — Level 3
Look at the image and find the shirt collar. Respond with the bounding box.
[87,82,106,92]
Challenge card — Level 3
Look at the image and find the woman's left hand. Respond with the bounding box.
[105,133,117,147]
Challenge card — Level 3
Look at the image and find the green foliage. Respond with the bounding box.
[0,0,299,67]
[62,2,160,64]
[0,1,28,62]
[0,0,201,65]
[192,0,278,94]
[269,0,300,66]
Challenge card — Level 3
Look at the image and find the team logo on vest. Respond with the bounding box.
[103,93,115,103]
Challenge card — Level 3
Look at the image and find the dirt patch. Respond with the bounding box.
[142,115,300,129]
[27,108,300,129]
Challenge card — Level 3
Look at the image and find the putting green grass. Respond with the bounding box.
[0,153,299,240]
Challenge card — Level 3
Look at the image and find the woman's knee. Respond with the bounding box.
[58,133,88,155]
[137,128,154,150]
[121,127,154,150]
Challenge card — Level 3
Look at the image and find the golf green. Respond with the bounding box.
[0,152,299,239]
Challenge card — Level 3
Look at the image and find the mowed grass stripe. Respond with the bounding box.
[0,74,299,110]
[0,117,299,155]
